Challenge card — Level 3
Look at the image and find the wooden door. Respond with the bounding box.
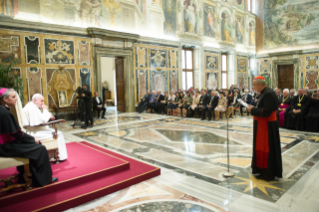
[115,57,126,112]
[278,65,294,89]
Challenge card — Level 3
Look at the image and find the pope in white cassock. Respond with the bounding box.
[23,94,68,161]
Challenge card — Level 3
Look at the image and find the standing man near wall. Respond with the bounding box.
[82,85,93,127]
[247,76,282,181]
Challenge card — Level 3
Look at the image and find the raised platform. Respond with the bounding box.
[0,142,160,212]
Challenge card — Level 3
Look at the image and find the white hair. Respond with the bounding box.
[245,89,249,92]
[283,89,289,94]
[32,93,43,101]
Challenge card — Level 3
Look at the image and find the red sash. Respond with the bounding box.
[253,111,277,169]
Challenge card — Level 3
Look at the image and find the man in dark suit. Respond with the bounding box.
[240,89,252,116]
[81,85,93,127]
[137,90,151,113]
[195,90,210,119]
[202,90,219,121]
[93,92,106,119]
[154,91,164,114]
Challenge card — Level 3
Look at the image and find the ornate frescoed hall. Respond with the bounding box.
[0,0,319,211]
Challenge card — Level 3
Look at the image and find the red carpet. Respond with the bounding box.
[0,142,160,212]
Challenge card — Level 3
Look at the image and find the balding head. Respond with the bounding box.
[32,93,44,108]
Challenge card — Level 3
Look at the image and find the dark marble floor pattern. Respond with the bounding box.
[73,117,319,203]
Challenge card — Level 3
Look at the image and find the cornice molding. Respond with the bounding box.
[87,28,140,41]
[0,17,88,36]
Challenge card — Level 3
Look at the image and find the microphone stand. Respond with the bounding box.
[222,107,235,178]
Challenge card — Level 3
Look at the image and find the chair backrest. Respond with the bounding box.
[9,94,27,132]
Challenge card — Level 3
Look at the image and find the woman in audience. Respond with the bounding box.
[228,90,239,118]
[181,91,193,117]
[175,92,185,116]
[190,90,201,117]
[172,92,181,116]
[214,92,227,120]
[306,90,319,132]
[167,91,176,115]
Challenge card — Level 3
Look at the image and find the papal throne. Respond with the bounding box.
[0,95,65,194]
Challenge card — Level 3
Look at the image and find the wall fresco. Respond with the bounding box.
[264,0,319,49]
[136,47,147,68]
[203,4,217,38]
[163,0,177,36]
[221,11,233,44]
[235,15,244,44]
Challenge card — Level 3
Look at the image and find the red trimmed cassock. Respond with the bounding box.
[250,82,282,180]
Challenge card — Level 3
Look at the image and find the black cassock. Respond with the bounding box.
[251,87,282,179]
[306,98,319,132]
[284,95,311,131]
[0,105,53,187]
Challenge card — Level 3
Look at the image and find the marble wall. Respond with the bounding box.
[133,43,179,104]
[0,29,93,110]
[236,56,248,90]
[256,53,319,90]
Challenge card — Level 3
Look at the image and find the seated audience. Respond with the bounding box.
[304,89,310,97]
[137,90,151,113]
[181,91,193,117]
[214,92,227,121]
[0,88,58,187]
[277,88,292,127]
[167,91,176,115]
[202,90,219,121]
[154,90,164,113]
[228,90,240,118]
[158,91,168,114]
[306,90,319,132]
[195,90,209,119]
[175,92,185,116]
[168,92,180,115]
[190,90,201,117]
[93,92,106,119]
[285,88,311,131]
[240,89,252,116]
[147,91,156,113]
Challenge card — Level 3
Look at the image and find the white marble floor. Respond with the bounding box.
[59,112,319,212]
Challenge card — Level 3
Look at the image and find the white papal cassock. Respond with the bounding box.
[23,102,68,161]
